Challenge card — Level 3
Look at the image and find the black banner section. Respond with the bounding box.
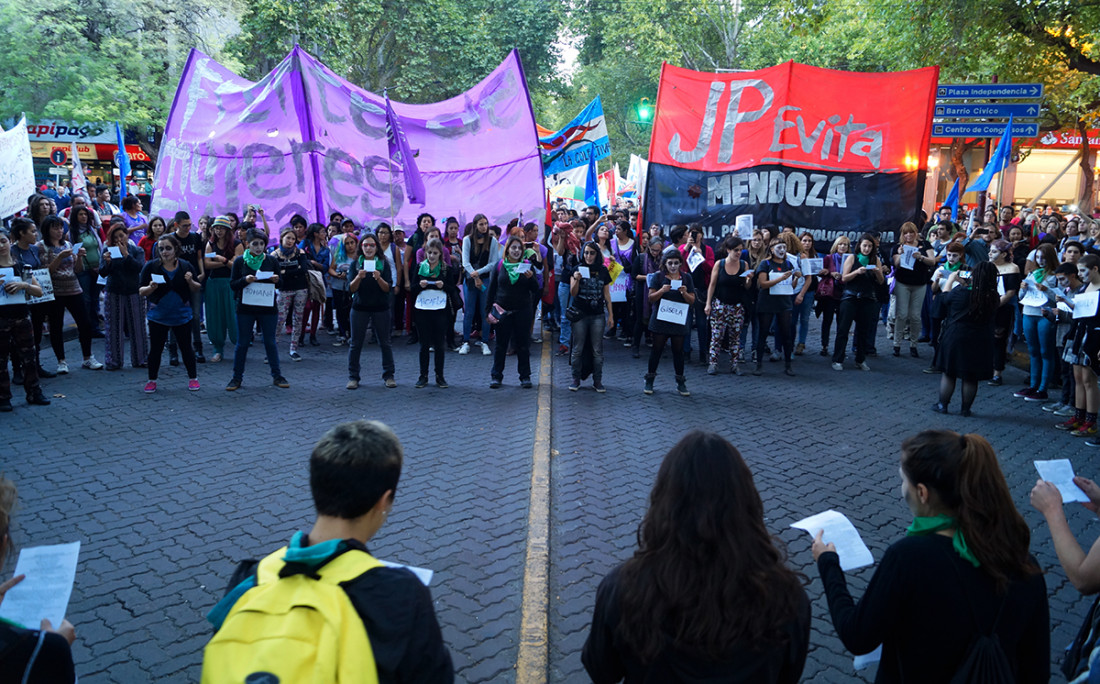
[643,162,924,246]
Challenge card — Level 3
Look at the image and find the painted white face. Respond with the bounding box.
[508,242,523,260]
[988,247,1000,262]
[771,243,786,258]
[1079,265,1091,282]
[946,251,961,265]
[666,259,681,273]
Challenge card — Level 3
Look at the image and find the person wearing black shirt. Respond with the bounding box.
[831,234,884,371]
[138,234,202,393]
[271,229,312,362]
[704,235,751,376]
[645,251,695,396]
[890,222,935,358]
[167,211,207,364]
[812,430,1049,683]
[0,230,50,410]
[98,224,147,370]
[488,236,542,389]
[411,238,458,388]
[567,241,613,392]
[226,229,286,391]
[753,239,800,376]
[346,234,394,390]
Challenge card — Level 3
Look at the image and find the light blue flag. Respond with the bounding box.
[115,122,131,199]
[585,153,599,207]
[942,178,960,221]
[964,115,1013,194]
[540,96,611,176]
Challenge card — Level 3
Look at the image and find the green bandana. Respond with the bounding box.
[242,249,265,271]
[418,260,441,278]
[358,255,384,273]
[502,258,527,284]
[906,515,979,567]
[945,260,963,272]
[1032,268,1046,285]
[857,253,870,267]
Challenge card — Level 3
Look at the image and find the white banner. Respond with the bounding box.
[70,142,89,201]
[241,281,276,307]
[0,268,26,306]
[0,117,36,218]
[609,272,628,303]
[25,268,54,305]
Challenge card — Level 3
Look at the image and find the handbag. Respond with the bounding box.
[306,269,325,303]
[816,273,835,299]
[565,304,583,323]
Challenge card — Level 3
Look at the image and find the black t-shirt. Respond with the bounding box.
[0,621,76,683]
[714,259,750,306]
[271,248,311,291]
[894,240,933,286]
[755,258,795,313]
[174,231,205,274]
[573,264,612,315]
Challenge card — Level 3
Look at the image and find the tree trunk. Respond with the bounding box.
[1078,119,1095,215]
[949,139,976,195]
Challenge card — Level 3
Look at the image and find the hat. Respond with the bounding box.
[393,226,406,234]
[212,215,233,229]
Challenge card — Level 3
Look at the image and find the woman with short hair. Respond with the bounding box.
[584,431,809,683]
[645,250,695,396]
[226,229,286,391]
[411,238,456,388]
[812,429,1048,683]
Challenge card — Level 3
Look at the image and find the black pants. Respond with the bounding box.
[0,316,40,399]
[149,320,196,380]
[332,289,352,339]
[757,310,793,364]
[632,288,648,348]
[819,297,839,349]
[833,297,877,364]
[648,333,685,376]
[41,294,93,361]
[491,306,533,381]
[169,288,205,356]
[415,309,447,378]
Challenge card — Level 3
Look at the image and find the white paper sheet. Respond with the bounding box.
[514,262,531,274]
[362,260,376,273]
[1073,291,1099,319]
[791,510,874,571]
[254,270,274,281]
[577,266,590,279]
[997,277,1006,297]
[241,282,276,307]
[899,245,918,270]
[0,541,80,629]
[378,560,434,586]
[0,268,25,306]
[107,246,124,259]
[96,275,108,286]
[656,299,690,324]
[668,279,681,290]
[415,290,448,310]
[736,214,754,240]
[801,257,823,275]
[769,271,794,295]
[150,273,167,284]
[686,250,704,272]
[1035,459,1090,504]
[1058,301,1074,314]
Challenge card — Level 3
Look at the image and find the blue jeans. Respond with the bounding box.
[557,280,573,347]
[462,281,488,343]
[1023,313,1056,391]
[793,291,815,345]
[232,311,281,380]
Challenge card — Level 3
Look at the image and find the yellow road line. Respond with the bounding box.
[516,332,552,683]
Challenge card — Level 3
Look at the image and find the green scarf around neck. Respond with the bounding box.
[945,259,963,272]
[906,515,979,567]
[502,258,527,284]
[418,259,441,278]
[856,253,871,267]
[242,249,265,271]
[1032,268,1046,285]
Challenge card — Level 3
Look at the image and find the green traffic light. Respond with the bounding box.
[638,98,653,121]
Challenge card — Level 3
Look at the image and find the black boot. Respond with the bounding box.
[27,388,51,406]
[643,373,656,395]
[675,375,690,396]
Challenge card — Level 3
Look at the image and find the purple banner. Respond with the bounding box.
[152,46,545,229]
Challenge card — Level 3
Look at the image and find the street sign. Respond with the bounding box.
[932,123,1039,138]
[936,83,1043,99]
[934,103,1041,119]
[50,148,67,166]
[48,168,67,177]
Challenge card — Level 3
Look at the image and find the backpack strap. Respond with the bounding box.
[256,545,385,587]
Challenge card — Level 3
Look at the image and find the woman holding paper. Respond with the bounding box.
[328,231,359,346]
[36,215,103,373]
[931,262,1000,415]
[831,234,883,372]
[226,230,286,392]
[345,233,394,390]
[817,236,850,356]
[99,224,148,370]
[583,431,810,683]
[1016,243,1060,402]
[567,241,614,392]
[0,478,76,681]
[138,235,201,393]
[411,238,457,388]
[704,235,751,375]
[68,205,104,336]
[203,216,240,363]
[1055,254,1100,440]
[792,232,824,356]
[630,235,663,359]
[987,240,1022,387]
[459,214,501,356]
[272,229,312,361]
[812,429,1048,683]
[488,236,542,389]
[890,222,935,359]
[645,250,695,396]
[0,231,51,410]
[753,238,799,376]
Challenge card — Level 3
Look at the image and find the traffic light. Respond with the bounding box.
[638,98,653,122]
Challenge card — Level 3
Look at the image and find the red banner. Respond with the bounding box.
[649,61,939,174]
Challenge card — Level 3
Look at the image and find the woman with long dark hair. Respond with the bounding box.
[567,241,613,392]
[831,233,883,372]
[411,238,456,388]
[69,204,105,336]
[226,229,286,391]
[299,222,330,348]
[1016,242,1060,402]
[487,235,542,389]
[1054,254,1100,441]
[459,213,501,355]
[98,223,147,370]
[988,239,1022,386]
[630,235,663,359]
[816,235,849,356]
[753,238,799,376]
[36,215,102,372]
[931,261,1000,415]
[273,228,312,361]
[704,235,750,375]
[138,234,201,392]
[812,429,1048,683]
[346,233,395,390]
[584,430,809,682]
[645,250,695,396]
[203,216,240,363]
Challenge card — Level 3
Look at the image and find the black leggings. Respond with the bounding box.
[648,333,685,376]
[757,311,793,364]
[819,297,839,349]
[149,320,196,380]
[939,374,978,411]
[992,306,1014,373]
[39,294,93,361]
[415,309,447,378]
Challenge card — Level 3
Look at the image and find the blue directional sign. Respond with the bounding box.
[932,123,1040,138]
[936,83,1043,99]
[934,103,1041,119]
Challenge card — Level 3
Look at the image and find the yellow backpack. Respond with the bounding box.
[201,546,382,684]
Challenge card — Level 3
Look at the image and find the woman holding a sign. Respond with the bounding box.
[645,251,695,396]
[831,234,884,372]
[1016,243,1060,402]
[411,238,456,388]
[1056,254,1100,440]
[226,230,286,392]
[99,224,147,370]
[753,239,800,377]
[346,233,395,390]
[567,241,614,392]
[488,236,542,389]
[0,230,51,409]
[138,234,201,393]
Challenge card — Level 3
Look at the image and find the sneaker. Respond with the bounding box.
[188,379,200,391]
[832,362,843,371]
[415,376,428,388]
[732,364,743,376]
[569,379,580,391]
[458,342,471,355]
[226,378,241,391]
[273,376,290,388]
[987,376,1003,386]
[56,361,69,374]
[385,378,397,389]
[593,382,606,393]
[1042,402,1065,413]
[556,345,570,356]
[490,378,503,389]
[643,376,655,394]
[436,377,449,389]
[769,351,780,362]
[211,353,222,363]
[520,379,533,389]
[144,381,157,393]
[752,364,763,376]
[309,335,320,346]
[1086,436,1100,448]
[481,342,492,356]
[83,356,104,370]
[1073,421,1098,437]
[893,347,901,357]
[931,402,948,414]
[858,362,871,371]
[676,379,691,396]
[784,366,796,376]
[707,363,718,375]
[1025,390,1048,402]
[289,350,303,362]
[795,343,805,356]
[922,366,940,374]
[347,379,359,390]
[1056,417,1083,431]
[1055,406,1078,417]
[333,337,346,347]
[1013,387,1036,398]
[819,347,829,356]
